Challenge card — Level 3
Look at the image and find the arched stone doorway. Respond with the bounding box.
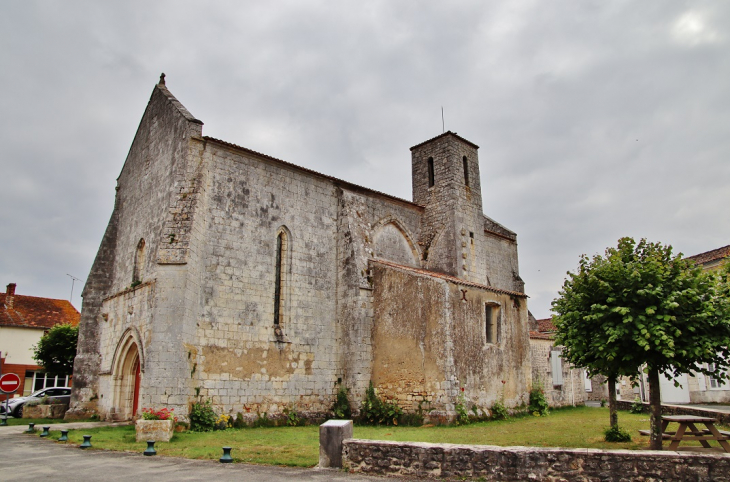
[111,331,143,420]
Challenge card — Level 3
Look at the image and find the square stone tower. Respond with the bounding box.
[411,132,488,285]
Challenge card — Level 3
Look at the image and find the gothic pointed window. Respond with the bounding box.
[132,239,145,284]
[273,228,290,326]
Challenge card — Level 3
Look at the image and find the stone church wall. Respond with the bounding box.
[69,79,531,422]
[371,262,531,418]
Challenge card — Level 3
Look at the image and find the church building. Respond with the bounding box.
[67,76,532,422]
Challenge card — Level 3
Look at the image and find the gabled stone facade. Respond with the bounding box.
[67,77,531,422]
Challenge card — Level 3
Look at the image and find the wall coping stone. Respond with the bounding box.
[343,438,730,481]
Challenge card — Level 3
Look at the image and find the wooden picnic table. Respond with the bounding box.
[653,415,730,452]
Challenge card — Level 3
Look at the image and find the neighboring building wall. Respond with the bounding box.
[1,284,79,399]
[529,338,585,407]
[0,326,42,365]
[371,262,531,417]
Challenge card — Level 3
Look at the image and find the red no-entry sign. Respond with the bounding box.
[0,373,21,394]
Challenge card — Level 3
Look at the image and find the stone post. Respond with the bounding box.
[319,419,353,468]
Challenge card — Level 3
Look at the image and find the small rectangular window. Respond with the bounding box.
[485,304,499,344]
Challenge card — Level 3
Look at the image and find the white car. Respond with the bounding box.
[0,387,72,417]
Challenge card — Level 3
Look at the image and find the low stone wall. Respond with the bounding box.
[23,404,68,419]
[343,439,730,481]
[615,401,730,425]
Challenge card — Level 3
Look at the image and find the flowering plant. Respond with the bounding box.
[141,407,176,421]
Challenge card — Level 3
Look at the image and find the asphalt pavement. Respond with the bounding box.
[0,423,405,482]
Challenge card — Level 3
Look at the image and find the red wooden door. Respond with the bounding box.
[132,359,140,416]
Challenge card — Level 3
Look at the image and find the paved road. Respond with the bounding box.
[0,424,405,482]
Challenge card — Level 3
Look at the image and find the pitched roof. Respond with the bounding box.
[370,259,527,298]
[410,131,480,151]
[529,318,557,340]
[537,318,557,333]
[686,244,730,266]
[204,136,424,210]
[0,292,80,330]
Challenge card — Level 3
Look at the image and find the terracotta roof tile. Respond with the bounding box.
[370,259,527,298]
[686,245,730,266]
[536,318,557,333]
[0,293,80,330]
[529,331,554,340]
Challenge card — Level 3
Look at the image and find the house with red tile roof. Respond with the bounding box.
[682,245,730,403]
[528,314,588,407]
[0,283,80,397]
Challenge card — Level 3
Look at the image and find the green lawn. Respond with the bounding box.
[2,417,94,426]
[38,406,729,467]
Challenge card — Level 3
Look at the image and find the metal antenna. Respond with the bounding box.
[66,274,83,302]
[441,107,445,133]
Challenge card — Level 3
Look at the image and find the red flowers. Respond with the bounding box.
[141,407,176,421]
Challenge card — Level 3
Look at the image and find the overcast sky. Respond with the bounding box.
[1,1,729,319]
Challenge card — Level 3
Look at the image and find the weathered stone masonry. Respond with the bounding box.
[343,439,730,481]
[68,77,531,421]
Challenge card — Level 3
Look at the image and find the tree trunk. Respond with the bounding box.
[648,368,663,450]
[608,377,618,428]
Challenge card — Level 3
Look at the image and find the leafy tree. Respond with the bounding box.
[553,237,730,450]
[33,324,79,375]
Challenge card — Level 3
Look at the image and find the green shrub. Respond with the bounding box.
[251,412,274,428]
[283,406,303,427]
[331,385,352,419]
[359,381,402,426]
[490,401,509,420]
[600,399,607,407]
[398,412,424,426]
[528,387,549,417]
[629,397,644,414]
[189,400,217,432]
[604,425,632,442]
[454,389,470,426]
[232,412,246,428]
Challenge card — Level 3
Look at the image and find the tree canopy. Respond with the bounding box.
[33,323,79,375]
[552,237,730,449]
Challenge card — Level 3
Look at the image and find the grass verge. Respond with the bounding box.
[38,406,729,467]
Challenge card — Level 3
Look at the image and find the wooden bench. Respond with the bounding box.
[638,429,672,439]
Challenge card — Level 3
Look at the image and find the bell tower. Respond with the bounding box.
[411,132,485,282]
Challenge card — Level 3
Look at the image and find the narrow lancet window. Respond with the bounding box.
[274,232,284,325]
[463,156,469,186]
[427,157,435,187]
[132,239,145,284]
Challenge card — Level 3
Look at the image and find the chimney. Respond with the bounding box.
[6,283,16,309]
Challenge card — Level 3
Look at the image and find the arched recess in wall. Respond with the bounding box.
[110,328,144,420]
[371,217,420,268]
[273,226,293,327]
[424,229,444,271]
[132,238,146,283]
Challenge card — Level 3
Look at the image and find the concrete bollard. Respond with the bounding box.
[319,419,353,468]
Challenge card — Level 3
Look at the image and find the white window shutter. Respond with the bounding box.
[551,350,563,386]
